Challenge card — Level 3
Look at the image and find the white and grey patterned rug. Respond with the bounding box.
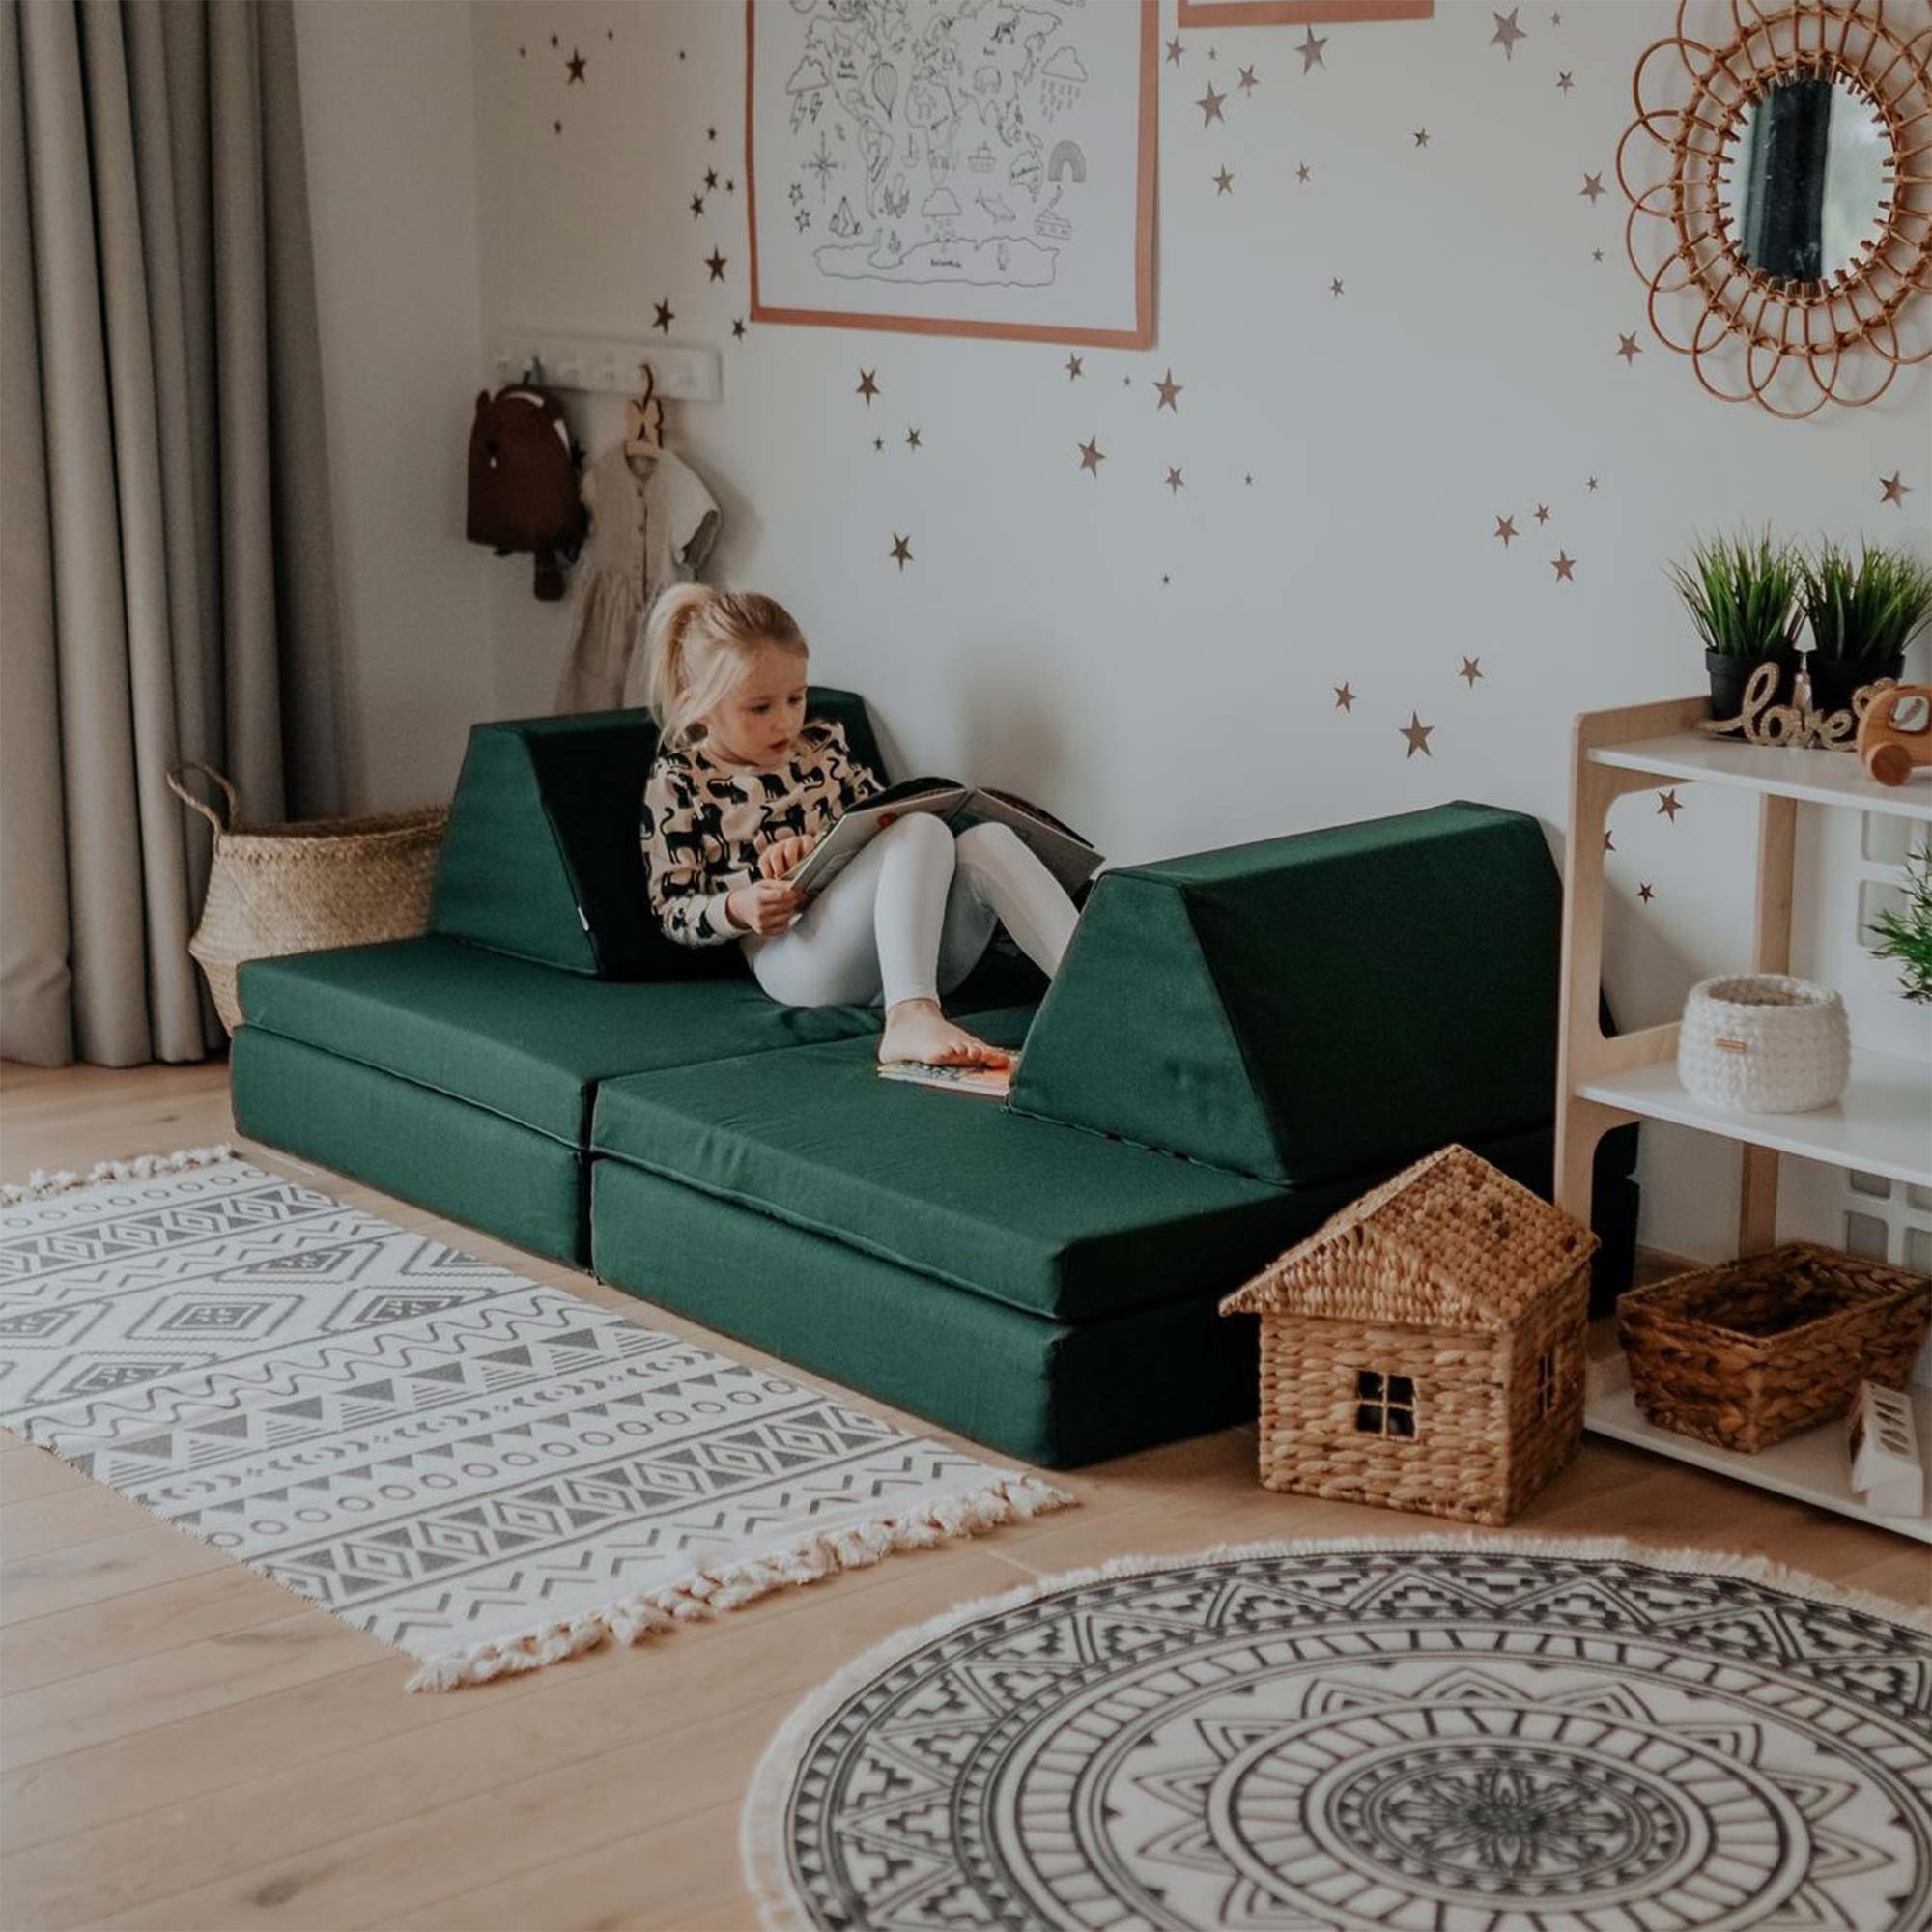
[745,1540,1932,1932]
[0,1151,1067,1689]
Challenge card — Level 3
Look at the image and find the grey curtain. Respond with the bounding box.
[0,0,342,1067]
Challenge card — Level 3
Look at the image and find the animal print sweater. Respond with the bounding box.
[641,721,877,947]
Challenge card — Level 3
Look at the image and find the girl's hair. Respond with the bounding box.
[641,585,808,747]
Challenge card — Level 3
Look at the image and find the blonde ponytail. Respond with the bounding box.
[641,586,808,747]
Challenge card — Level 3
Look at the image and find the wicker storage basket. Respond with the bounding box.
[1676,974,1850,1114]
[168,765,447,1035]
[1618,1242,1931,1454]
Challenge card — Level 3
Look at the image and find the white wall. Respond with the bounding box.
[295,0,494,813]
[459,0,1931,1261]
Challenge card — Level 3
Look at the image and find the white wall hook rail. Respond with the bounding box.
[489,329,722,403]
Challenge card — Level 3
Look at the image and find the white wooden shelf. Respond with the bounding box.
[1586,1352,1931,1544]
[1590,730,1932,821]
[1577,1048,1932,1191]
[1558,696,1930,1543]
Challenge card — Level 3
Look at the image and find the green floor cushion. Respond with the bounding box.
[591,1158,1258,1466]
[233,1028,585,1264]
[591,1015,1350,1324]
[1008,802,1565,1186]
[429,690,887,980]
[238,937,888,1145]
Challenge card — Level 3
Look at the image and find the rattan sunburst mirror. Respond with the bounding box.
[1618,0,1932,417]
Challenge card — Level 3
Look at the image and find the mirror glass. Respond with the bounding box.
[1722,74,1889,283]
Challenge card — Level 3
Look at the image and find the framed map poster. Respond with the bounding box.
[1176,2,1429,22]
[747,0,1156,347]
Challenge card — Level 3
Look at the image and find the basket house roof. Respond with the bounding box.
[1218,1145,1599,1333]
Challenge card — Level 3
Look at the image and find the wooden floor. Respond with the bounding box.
[2,1059,1926,1932]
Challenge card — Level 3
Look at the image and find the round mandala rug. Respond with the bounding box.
[743,1537,1932,1932]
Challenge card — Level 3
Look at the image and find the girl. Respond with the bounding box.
[640,586,1080,1069]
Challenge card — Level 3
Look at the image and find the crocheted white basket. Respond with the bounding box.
[1677,974,1851,1114]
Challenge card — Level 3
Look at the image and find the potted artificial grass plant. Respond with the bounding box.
[1670,530,1803,718]
[1799,540,1932,719]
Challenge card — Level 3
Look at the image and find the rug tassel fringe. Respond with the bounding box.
[0,1142,235,1207]
[405,1472,1073,1692]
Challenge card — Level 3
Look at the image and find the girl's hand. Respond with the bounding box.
[760,834,817,881]
[726,879,804,935]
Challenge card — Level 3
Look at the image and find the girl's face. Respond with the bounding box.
[704,642,809,767]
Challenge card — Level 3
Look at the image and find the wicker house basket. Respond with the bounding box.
[168,764,447,1034]
[1618,1242,1931,1455]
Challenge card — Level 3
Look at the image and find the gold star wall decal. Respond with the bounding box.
[889,534,913,570]
[1580,172,1605,201]
[1587,475,1599,490]
[690,194,706,218]
[1534,503,1550,524]
[705,249,728,281]
[566,48,586,83]
[1413,128,1431,148]
[652,298,674,333]
[1657,788,1682,820]
[1297,29,1327,71]
[856,368,880,404]
[1494,514,1519,546]
[1330,276,1345,297]
[1592,247,1605,262]
[1603,829,1615,852]
[1491,8,1527,58]
[1154,369,1183,411]
[1078,436,1105,476]
[1460,657,1484,686]
[1637,881,1655,903]
[1616,332,1642,364]
[1334,683,1355,711]
[1400,712,1435,757]
[905,427,922,450]
[1213,166,1235,195]
[1165,35,1183,64]
[731,318,747,339]
[1296,162,1312,184]
[1164,466,1185,494]
[1237,65,1259,91]
[1197,83,1225,125]
[1880,470,1911,505]
[1557,70,1574,91]
[1063,354,1085,382]
[704,168,720,190]
[1552,551,1577,581]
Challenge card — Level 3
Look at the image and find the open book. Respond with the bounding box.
[786,779,1102,901]
[876,1057,1017,1099]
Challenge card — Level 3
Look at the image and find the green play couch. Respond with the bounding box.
[231,692,1637,1466]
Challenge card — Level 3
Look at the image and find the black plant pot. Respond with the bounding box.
[1706,650,1796,719]
[1806,652,1904,721]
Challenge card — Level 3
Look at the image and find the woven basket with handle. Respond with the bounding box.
[167,764,448,1034]
[1617,1242,1931,1454]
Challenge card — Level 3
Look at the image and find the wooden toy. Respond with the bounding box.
[1846,1379,1923,1517]
[1858,684,1932,786]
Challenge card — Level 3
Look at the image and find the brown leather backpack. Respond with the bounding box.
[466,386,587,600]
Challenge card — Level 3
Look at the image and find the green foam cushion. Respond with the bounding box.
[429,690,887,979]
[1008,802,1565,1185]
[590,1016,1339,1322]
[232,1027,586,1264]
[237,937,888,1144]
[590,1159,1259,1466]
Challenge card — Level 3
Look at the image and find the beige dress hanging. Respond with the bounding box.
[554,444,721,714]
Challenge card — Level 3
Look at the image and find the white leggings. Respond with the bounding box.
[745,814,1079,1009]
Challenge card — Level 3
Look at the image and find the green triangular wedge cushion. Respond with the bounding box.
[429,690,886,979]
[1007,802,1562,1185]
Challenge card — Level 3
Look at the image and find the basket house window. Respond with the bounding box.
[1535,1349,1558,1416]
[1354,1370,1416,1438]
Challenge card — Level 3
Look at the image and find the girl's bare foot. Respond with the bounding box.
[879,998,1011,1070]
